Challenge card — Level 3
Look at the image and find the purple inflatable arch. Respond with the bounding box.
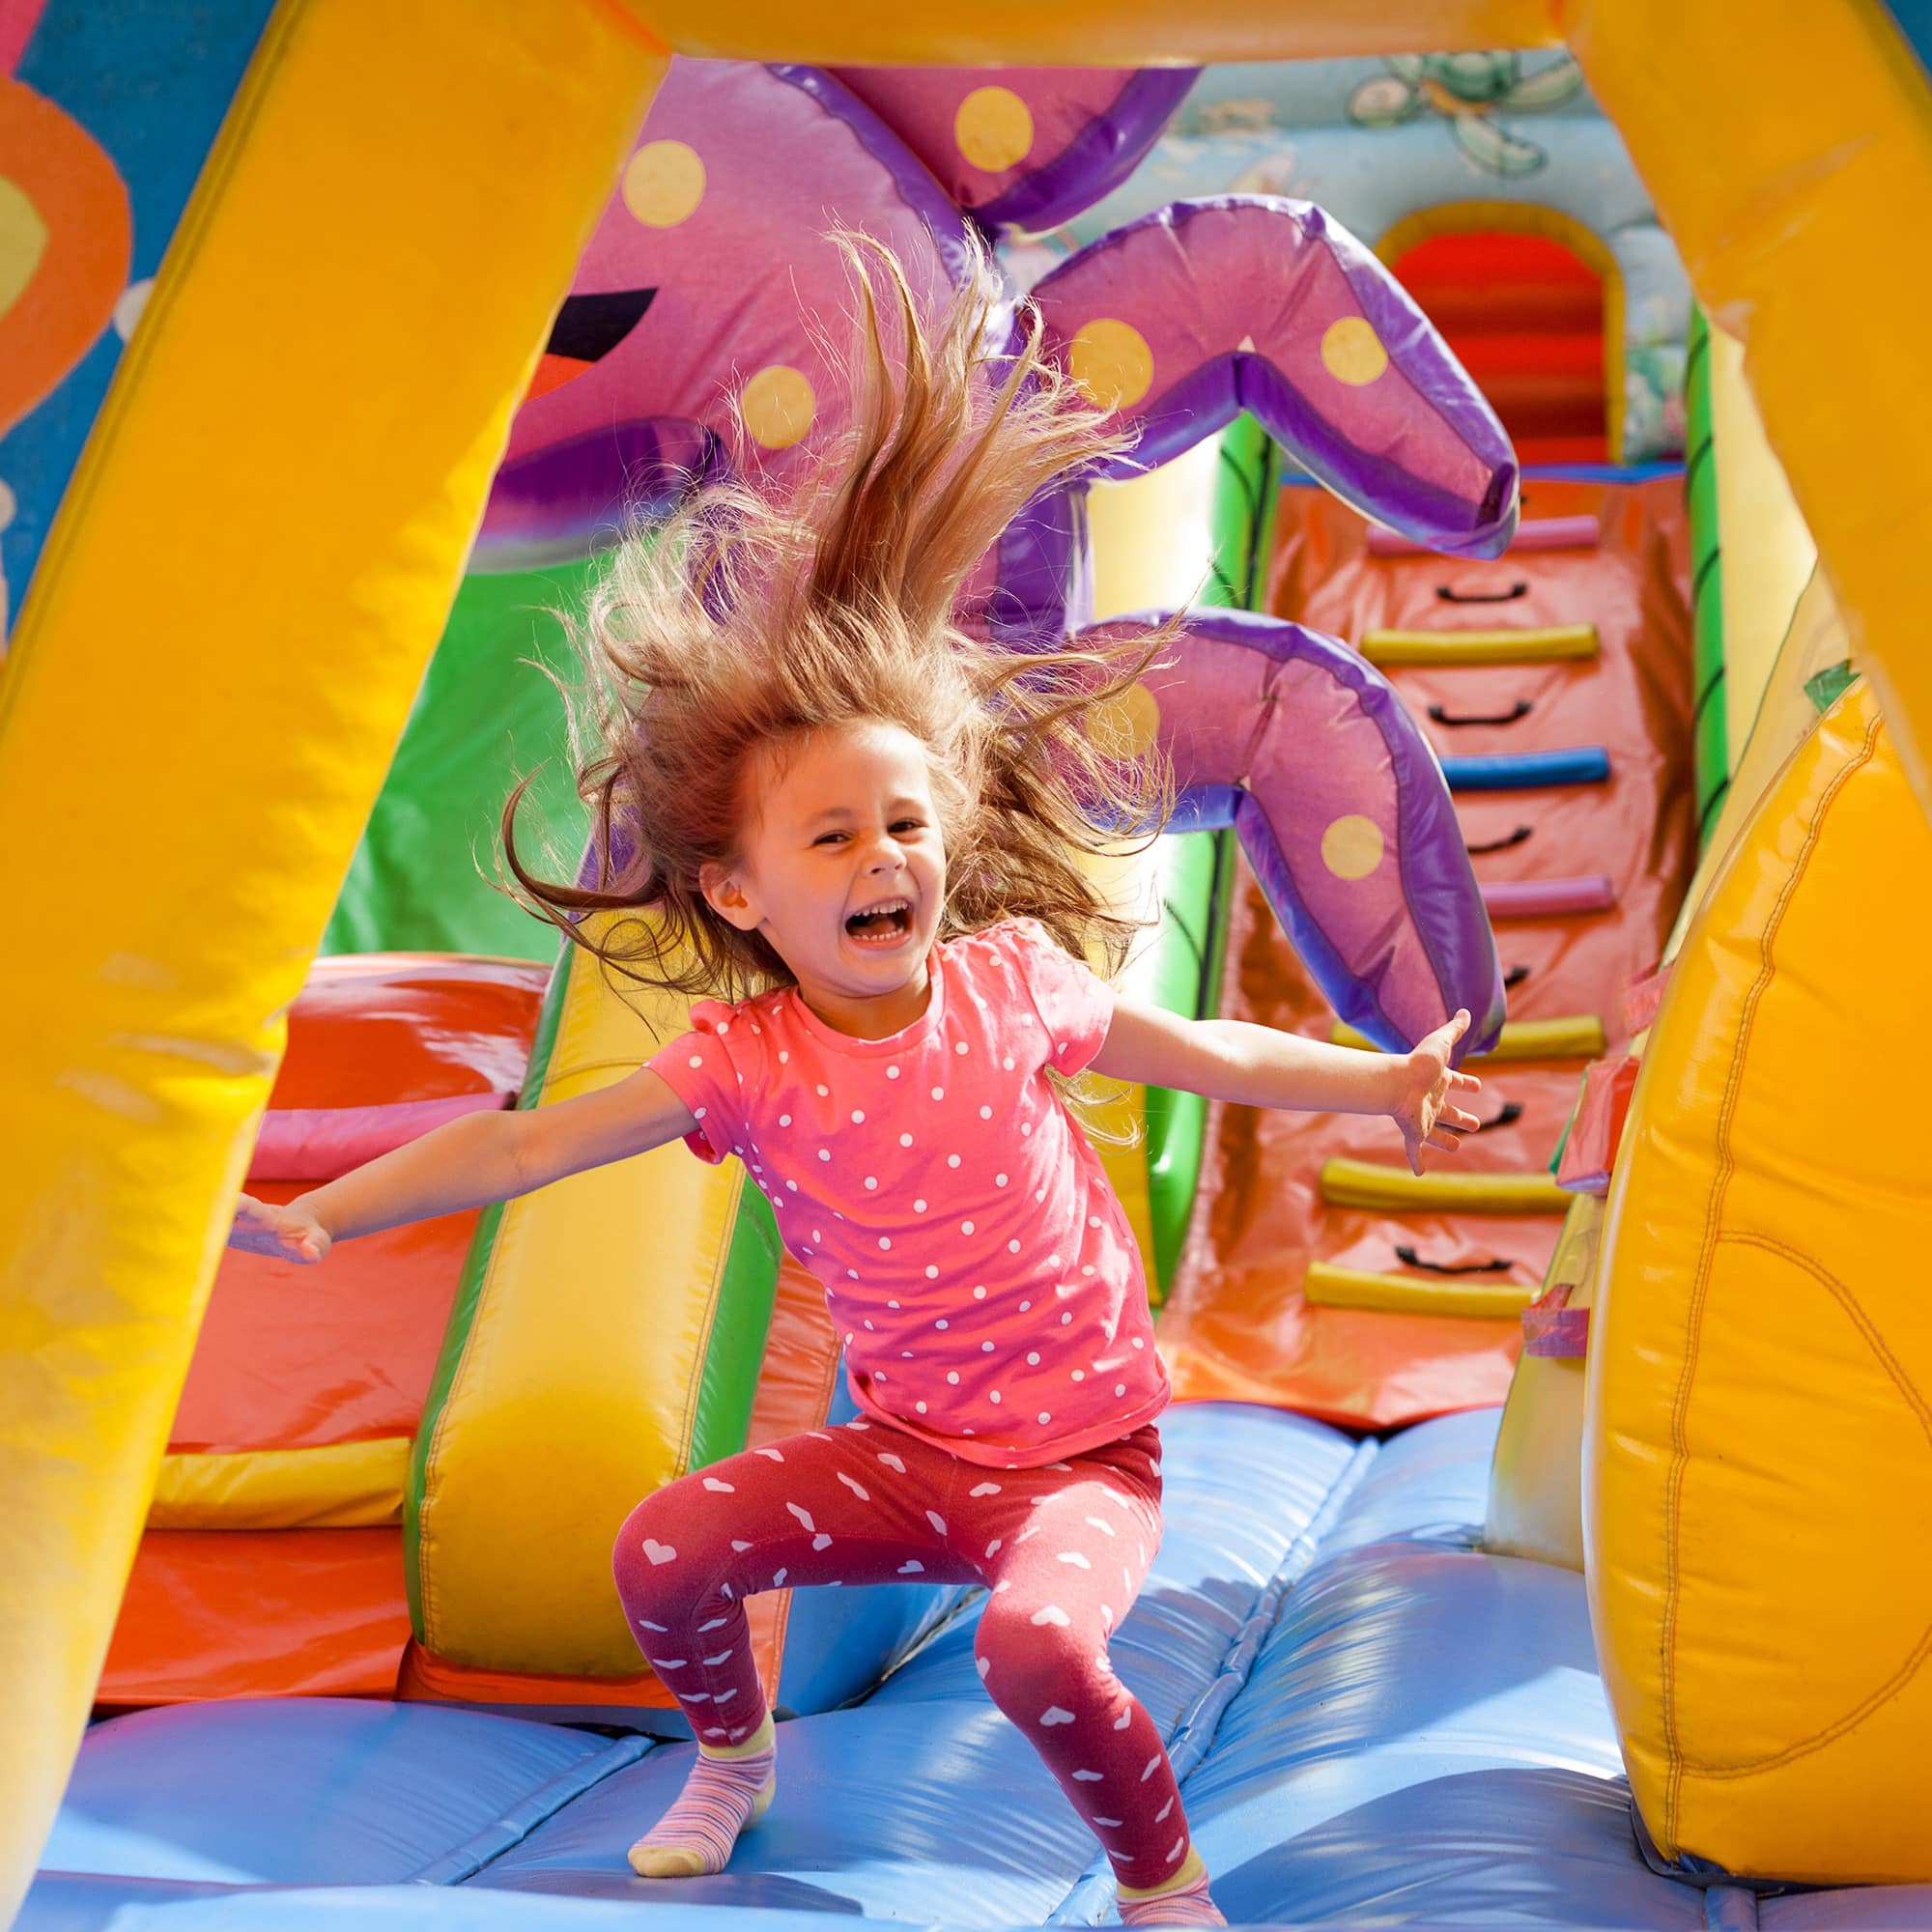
[828,67,1200,236]
[1081,607,1505,1057]
[1033,197,1519,558]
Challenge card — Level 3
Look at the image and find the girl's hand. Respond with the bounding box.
[229,1193,332,1264]
[1389,1009,1485,1176]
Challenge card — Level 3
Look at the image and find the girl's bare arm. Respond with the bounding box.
[1089,995,1481,1175]
[230,1065,696,1262]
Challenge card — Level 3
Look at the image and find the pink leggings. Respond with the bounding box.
[611,1417,1191,1889]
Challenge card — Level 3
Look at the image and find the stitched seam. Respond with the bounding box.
[1660,709,1882,1846]
[1661,1230,1932,1777]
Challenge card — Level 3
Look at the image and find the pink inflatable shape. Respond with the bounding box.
[1480,876,1615,921]
[248,1093,514,1183]
[1369,513,1600,558]
[1032,198,1518,559]
[476,60,979,571]
[1079,608,1503,1056]
[829,68,1198,233]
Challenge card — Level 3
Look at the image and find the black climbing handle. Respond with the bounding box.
[1429,699,1534,728]
[1395,1245,1517,1275]
[1435,582,1529,604]
[1503,966,1530,992]
[1465,825,1532,855]
[1476,1101,1524,1131]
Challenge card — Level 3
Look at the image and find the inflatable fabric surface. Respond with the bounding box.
[31,1402,1932,1927]
[1589,676,1932,1885]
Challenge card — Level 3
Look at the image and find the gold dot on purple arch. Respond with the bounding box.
[954,84,1035,171]
[1321,813,1385,881]
[1068,318,1153,413]
[1321,316,1389,385]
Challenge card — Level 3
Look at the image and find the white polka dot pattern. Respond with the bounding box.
[644,919,1167,1466]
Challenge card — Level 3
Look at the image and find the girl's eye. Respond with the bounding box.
[813,832,848,847]
[892,819,924,835]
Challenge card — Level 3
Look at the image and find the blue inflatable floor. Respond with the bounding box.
[25,1406,1932,1929]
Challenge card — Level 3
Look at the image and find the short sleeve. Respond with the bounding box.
[1001,917,1116,1077]
[645,1001,748,1165]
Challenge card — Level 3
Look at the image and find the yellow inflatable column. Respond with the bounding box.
[1587,678,1932,1883]
[1484,1192,1603,1572]
[412,944,779,1676]
[1568,0,1932,816]
[0,3,663,1915]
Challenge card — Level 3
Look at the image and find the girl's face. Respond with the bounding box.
[701,719,948,1037]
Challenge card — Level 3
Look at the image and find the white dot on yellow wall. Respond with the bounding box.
[1069,318,1153,413]
[955,86,1035,172]
[623,140,706,228]
[1089,683,1161,759]
[741,364,816,449]
[1321,316,1388,386]
[1321,814,1385,881]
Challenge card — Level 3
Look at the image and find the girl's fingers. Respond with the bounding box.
[1444,1106,1484,1131]
[1450,1069,1483,1091]
[1424,1130,1462,1153]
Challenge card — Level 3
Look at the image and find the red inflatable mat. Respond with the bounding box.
[99,1530,412,1706]
[102,956,551,1708]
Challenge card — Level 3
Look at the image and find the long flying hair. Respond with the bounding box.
[502,234,1177,1005]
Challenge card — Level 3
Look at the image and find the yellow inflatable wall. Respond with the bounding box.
[1587,677,1932,1883]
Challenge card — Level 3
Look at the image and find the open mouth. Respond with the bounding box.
[845,898,914,945]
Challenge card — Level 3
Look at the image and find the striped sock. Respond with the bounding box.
[1117,1867,1226,1926]
[627,1720,777,1878]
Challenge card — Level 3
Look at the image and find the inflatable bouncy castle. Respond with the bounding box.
[5,3,1932,1927]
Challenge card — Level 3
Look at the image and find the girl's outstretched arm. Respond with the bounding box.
[228,1065,697,1264]
[1090,997,1482,1177]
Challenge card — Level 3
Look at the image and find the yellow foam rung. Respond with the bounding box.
[1358,624,1600,667]
[150,1436,411,1530]
[1329,1015,1606,1062]
[1319,1158,1573,1216]
[1304,1261,1538,1320]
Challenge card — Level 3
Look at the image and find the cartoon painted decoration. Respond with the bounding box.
[829,67,1200,234]
[474,60,981,572]
[1031,196,1518,559]
[1080,607,1504,1054]
[1348,51,1585,175]
[0,74,130,440]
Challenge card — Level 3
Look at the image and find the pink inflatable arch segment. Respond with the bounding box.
[1033,197,1519,560]
[829,68,1199,234]
[1080,607,1504,1056]
[475,61,980,571]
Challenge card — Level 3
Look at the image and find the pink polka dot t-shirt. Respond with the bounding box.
[646,918,1169,1468]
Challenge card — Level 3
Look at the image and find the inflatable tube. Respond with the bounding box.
[1481,876,1616,920]
[1032,196,1517,558]
[408,939,780,1678]
[0,9,665,1916]
[827,67,1199,234]
[1360,623,1599,667]
[1440,747,1611,790]
[1319,1159,1572,1217]
[1303,1262,1540,1319]
[1078,606,1504,1055]
[1486,1192,1604,1573]
[1333,1015,1606,1062]
[1588,677,1932,1885]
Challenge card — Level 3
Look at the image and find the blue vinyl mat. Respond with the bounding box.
[24,1405,1932,1930]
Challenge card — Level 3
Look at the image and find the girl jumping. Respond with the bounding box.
[231,242,1479,1925]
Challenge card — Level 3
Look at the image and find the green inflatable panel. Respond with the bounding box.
[323,561,596,960]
